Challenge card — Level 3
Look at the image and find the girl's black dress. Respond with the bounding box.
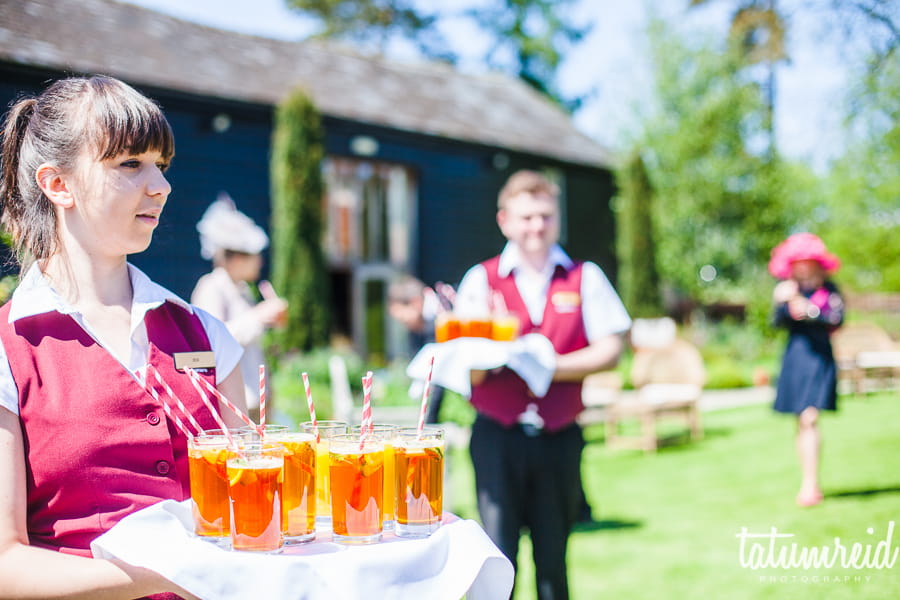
[773,281,845,414]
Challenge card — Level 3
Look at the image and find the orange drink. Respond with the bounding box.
[267,431,316,544]
[434,312,461,343]
[462,317,492,339]
[227,442,284,552]
[329,434,384,544]
[301,420,347,528]
[491,313,521,341]
[394,428,444,538]
[188,430,235,542]
[352,424,399,531]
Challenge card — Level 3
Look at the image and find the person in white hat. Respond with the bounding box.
[191,192,288,420]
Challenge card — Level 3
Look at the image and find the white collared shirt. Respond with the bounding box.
[0,263,242,415]
[455,242,632,341]
[191,266,266,410]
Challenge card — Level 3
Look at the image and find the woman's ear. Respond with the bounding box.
[35,163,75,208]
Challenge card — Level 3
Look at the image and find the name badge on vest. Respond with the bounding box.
[173,351,216,372]
[551,291,581,314]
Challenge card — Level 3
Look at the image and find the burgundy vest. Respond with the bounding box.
[0,300,221,557]
[470,256,588,432]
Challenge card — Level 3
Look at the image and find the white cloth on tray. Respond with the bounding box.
[91,499,513,600]
[406,333,556,398]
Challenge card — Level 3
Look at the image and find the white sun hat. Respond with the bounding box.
[196,192,269,260]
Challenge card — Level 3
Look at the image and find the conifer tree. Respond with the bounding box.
[615,150,663,318]
[270,88,331,351]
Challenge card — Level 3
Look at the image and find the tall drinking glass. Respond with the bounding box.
[491,313,521,341]
[227,442,284,553]
[188,429,243,545]
[394,427,444,538]
[351,424,399,531]
[435,312,461,343]
[329,433,384,544]
[266,430,317,544]
[300,420,348,528]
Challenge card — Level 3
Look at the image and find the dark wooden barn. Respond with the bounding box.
[0,0,617,358]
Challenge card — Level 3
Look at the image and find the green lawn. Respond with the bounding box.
[448,391,900,599]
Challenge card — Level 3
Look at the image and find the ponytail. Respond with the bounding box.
[0,98,38,257]
[0,95,58,268]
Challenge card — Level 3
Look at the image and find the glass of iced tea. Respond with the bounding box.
[490,313,521,341]
[265,430,317,544]
[351,424,399,531]
[462,316,493,339]
[227,442,284,553]
[329,433,384,544]
[300,420,348,529]
[434,312,461,343]
[394,427,444,538]
[188,429,242,545]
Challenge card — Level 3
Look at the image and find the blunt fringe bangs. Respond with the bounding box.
[81,76,174,162]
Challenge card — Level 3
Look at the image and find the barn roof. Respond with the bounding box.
[0,0,612,168]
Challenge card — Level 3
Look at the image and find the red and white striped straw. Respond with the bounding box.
[258,364,267,428]
[417,355,435,436]
[146,364,204,436]
[186,368,263,436]
[186,370,236,447]
[301,372,319,442]
[359,371,374,449]
[143,376,194,440]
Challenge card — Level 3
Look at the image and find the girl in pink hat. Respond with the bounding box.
[768,233,845,507]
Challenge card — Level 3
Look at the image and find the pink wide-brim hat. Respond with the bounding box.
[768,233,840,279]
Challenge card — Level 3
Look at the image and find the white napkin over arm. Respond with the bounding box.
[406,333,556,398]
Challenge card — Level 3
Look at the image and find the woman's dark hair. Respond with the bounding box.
[0,75,174,266]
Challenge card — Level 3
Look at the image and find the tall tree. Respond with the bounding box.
[285,0,453,60]
[633,19,795,316]
[465,0,590,111]
[816,50,900,292]
[691,0,788,157]
[270,88,332,352]
[284,0,588,110]
[614,150,663,318]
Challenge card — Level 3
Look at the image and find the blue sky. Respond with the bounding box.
[122,0,851,169]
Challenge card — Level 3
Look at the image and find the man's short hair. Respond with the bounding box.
[498,170,560,209]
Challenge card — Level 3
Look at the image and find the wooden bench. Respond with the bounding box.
[832,323,900,395]
[604,338,705,452]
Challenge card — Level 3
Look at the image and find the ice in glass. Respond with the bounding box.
[188,429,236,542]
[301,420,348,528]
[394,428,444,537]
[329,434,384,544]
[267,430,317,544]
[227,442,284,552]
[351,424,399,531]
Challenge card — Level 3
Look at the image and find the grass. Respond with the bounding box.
[446,392,900,600]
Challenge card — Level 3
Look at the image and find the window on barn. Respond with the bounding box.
[323,158,416,268]
[322,157,418,361]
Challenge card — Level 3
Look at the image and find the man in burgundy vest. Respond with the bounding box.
[455,170,631,600]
